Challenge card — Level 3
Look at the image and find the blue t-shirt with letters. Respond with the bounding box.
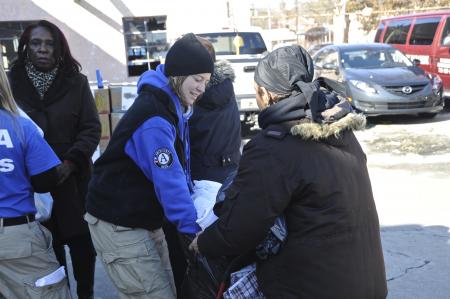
[0,110,60,218]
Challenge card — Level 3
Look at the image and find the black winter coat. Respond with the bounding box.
[189,60,241,183]
[9,64,101,240]
[198,96,387,298]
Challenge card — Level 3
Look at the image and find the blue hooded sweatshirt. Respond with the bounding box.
[124,64,199,234]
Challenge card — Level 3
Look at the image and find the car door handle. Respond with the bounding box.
[243,66,256,72]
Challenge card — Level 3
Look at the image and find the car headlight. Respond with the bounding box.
[349,80,377,94]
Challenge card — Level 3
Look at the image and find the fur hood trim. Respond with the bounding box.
[290,113,366,140]
[209,60,235,86]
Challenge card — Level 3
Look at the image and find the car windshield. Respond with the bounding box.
[340,48,413,69]
[197,32,267,55]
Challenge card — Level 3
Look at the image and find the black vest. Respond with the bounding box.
[86,85,185,230]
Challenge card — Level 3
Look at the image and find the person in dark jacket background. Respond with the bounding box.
[190,45,387,299]
[8,20,101,299]
[85,33,213,298]
[189,37,241,183]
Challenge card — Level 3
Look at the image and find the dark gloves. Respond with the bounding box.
[321,98,353,123]
[56,160,77,185]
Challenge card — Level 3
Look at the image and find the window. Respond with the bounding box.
[374,22,385,43]
[0,21,36,70]
[123,16,169,77]
[441,17,450,46]
[341,48,412,69]
[383,19,412,44]
[196,32,267,55]
[322,50,338,67]
[314,49,333,68]
[409,17,441,45]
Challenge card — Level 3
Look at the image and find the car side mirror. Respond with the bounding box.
[443,36,450,46]
[412,59,421,66]
[323,63,340,75]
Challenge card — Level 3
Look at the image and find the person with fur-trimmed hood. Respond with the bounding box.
[189,37,241,183]
[190,45,387,299]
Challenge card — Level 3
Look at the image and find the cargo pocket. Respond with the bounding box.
[101,240,171,295]
[23,272,69,299]
[112,225,148,246]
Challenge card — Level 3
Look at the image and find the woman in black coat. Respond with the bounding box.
[190,46,387,299]
[189,57,241,184]
[9,20,101,299]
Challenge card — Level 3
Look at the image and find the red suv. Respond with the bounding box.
[375,11,450,104]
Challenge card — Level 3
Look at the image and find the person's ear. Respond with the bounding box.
[260,86,272,105]
[260,87,280,106]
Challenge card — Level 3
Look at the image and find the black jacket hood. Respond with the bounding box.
[209,60,235,86]
[195,60,236,110]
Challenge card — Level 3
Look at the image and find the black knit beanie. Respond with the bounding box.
[164,33,214,77]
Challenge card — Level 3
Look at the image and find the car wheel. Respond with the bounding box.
[445,97,450,108]
[418,112,437,118]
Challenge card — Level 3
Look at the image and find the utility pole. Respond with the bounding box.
[342,0,349,43]
[334,0,347,43]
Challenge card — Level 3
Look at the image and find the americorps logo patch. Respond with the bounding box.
[153,148,173,169]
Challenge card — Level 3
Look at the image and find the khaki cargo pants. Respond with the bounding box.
[85,213,176,299]
[0,220,71,299]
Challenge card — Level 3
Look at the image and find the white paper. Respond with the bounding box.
[35,266,66,287]
[192,180,221,230]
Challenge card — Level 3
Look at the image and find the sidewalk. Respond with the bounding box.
[382,225,450,299]
[358,113,450,299]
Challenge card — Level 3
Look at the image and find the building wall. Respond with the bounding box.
[0,0,251,83]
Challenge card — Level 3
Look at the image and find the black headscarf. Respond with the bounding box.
[255,45,334,124]
[254,45,314,95]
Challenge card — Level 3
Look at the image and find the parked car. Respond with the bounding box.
[312,43,444,117]
[374,11,450,104]
[196,29,268,131]
[307,43,332,56]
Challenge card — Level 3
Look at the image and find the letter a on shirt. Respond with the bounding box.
[0,129,13,148]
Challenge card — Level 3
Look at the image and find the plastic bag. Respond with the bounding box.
[224,264,266,299]
[192,180,221,230]
[34,193,53,222]
[179,234,230,299]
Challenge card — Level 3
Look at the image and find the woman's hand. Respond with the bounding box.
[56,160,76,184]
[188,232,202,255]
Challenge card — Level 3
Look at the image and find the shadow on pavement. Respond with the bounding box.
[365,108,450,128]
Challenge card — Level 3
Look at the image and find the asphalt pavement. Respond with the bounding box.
[360,110,450,299]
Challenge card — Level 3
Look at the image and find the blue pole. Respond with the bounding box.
[96,69,104,89]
